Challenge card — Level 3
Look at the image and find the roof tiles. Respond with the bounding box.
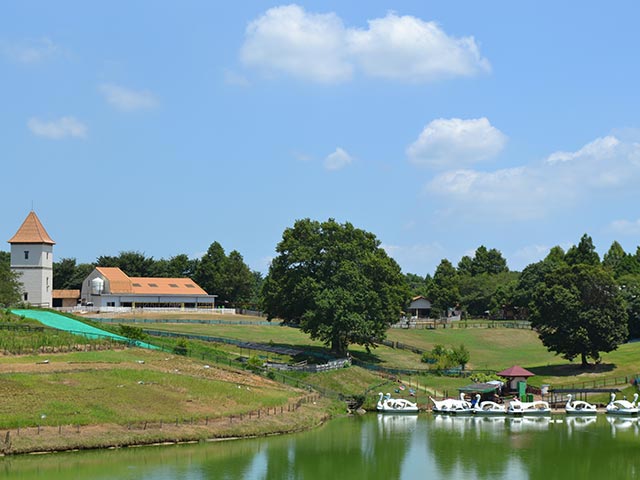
[96,266,208,295]
[7,211,55,245]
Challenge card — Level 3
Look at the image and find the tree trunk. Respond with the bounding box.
[580,352,589,368]
[331,337,346,357]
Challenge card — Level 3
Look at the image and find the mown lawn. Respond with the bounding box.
[387,328,559,370]
[67,318,640,395]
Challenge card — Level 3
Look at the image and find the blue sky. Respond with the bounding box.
[2,1,640,275]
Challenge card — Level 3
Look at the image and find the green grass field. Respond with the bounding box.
[134,319,640,392]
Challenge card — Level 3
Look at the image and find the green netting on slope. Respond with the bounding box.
[10,309,159,350]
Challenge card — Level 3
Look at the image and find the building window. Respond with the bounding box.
[24,251,29,260]
[23,292,28,301]
[107,302,115,307]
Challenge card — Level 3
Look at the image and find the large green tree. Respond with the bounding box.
[458,246,509,276]
[530,263,628,367]
[0,251,10,268]
[54,258,96,290]
[262,218,408,356]
[427,259,460,317]
[194,242,227,301]
[564,234,600,266]
[0,261,21,306]
[224,250,254,306]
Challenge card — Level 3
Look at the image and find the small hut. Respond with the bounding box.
[408,296,431,319]
[497,365,535,393]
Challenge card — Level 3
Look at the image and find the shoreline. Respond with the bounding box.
[1,400,332,456]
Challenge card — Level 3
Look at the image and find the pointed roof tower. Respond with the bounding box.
[7,211,55,245]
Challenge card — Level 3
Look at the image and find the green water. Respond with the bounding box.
[1,414,639,479]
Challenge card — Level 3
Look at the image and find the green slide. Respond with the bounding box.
[11,309,159,350]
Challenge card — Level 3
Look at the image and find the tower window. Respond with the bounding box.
[24,251,29,260]
[24,292,28,301]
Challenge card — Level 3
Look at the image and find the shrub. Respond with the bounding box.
[173,339,188,356]
[246,355,264,372]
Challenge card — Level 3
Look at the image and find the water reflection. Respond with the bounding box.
[606,415,638,437]
[4,415,640,479]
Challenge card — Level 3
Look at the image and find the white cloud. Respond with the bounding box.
[27,116,87,139]
[99,83,158,111]
[240,5,352,84]
[324,147,353,170]
[1,37,61,63]
[609,219,640,236]
[425,135,640,221]
[407,117,507,169]
[545,136,620,165]
[240,5,489,84]
[292,150,313,162]
[223,69,251,87]
[347,13,490,81]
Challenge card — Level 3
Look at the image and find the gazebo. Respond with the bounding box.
[497,365,535,393]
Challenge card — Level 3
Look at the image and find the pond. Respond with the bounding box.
[1,413,639,479]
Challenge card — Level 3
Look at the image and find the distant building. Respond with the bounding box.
[408,296,432,318]
[80,266,217,310]
[7,211,55,307]
[52,289,80,308]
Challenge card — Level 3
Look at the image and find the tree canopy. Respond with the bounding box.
[0,260,21,307]
[530,262,628,367]
[193,242,255,307]
[261,218,408,356]
[458,246,509,276]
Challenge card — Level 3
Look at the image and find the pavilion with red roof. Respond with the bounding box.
[497,365,535,393]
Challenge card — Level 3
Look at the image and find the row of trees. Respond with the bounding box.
[403,235,637,367]
[405,245,518,318]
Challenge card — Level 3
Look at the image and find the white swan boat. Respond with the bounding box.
[430,392,473,414]
[564,394,598,414]
[605,393,639,415]
[377,392,419,413]
[472,394,506,415]
[507,398,551,415]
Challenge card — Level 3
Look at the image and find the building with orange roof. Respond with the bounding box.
[7,211,55,307]
[80,266,216,311]
[52,289,81,308]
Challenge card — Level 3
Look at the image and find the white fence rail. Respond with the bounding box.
[57,306,237,315]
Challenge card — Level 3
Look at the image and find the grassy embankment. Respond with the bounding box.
[0,311,337,454]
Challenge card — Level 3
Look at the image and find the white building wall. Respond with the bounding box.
[81,268,111,305]
[10,244,53,307]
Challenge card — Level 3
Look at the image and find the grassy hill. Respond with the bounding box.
[93,313,640,398]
